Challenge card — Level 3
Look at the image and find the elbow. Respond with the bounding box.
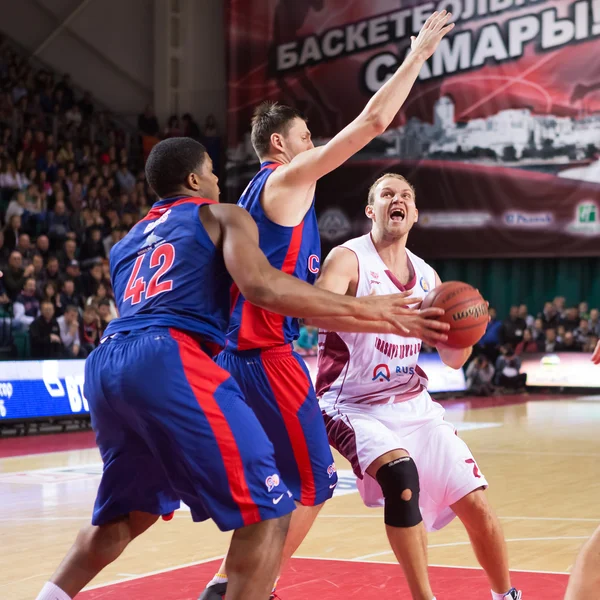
[363,112,387,137]
[240,282,274,310]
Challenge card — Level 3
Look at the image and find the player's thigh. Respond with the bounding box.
[148,330,296,531]
[84,338,179,525]
[218,349,336,505]
[417,420,488,508]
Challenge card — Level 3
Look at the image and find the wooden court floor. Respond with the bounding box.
[1,395,599,599]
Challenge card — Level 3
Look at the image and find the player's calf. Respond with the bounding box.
[371,455,434,600]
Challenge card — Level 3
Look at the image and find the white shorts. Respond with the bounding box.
[322,390,488,531]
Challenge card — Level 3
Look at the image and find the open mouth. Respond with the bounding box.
[389,207,405,222]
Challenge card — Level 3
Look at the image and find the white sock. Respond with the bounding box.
[208,572,228,586]
[36,582,71,600]
[492,590,511,600]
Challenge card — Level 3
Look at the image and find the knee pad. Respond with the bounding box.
[375,456,422,528]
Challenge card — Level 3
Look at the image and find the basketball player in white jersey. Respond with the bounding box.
[563,341,600,599]
[312,173,522,600]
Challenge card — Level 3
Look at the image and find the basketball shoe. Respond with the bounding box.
[198,582,279,599]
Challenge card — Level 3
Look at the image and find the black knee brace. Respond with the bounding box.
[375,456,422,528]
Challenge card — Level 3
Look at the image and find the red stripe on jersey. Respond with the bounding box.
[141,197,217,223]
[229,283,241,316]
[261,350,316,505]
[237,222,305,350]
[171,328,261,526]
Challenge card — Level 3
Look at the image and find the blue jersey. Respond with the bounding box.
[227,162,321,351]
[105,196,231,348]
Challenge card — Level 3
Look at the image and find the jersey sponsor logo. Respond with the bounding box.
[272,494,284,504]
[308,254,320,274]
[372,364,391,382]
[265,473,280,492]
[465,458,482,478]
[395,366,415,375]
[420,276,430,292]
[327,463,337,478]
[375,337,421,360]
[143,208,171,234]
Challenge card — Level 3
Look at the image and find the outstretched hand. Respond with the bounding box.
[358,291,449,346]
[410,10,455,60]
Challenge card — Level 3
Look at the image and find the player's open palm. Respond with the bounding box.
[410,10,454,59]
[592,339,600,364]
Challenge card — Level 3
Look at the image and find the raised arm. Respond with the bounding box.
[273,11,454,190]
[305,246,450,346]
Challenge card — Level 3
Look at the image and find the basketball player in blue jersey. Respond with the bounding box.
[34,139,448,600]
[200,10,455,600]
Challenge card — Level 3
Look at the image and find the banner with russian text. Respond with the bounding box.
[226,0,600,258]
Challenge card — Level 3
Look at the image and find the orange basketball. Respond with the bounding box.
[421,281,488,349]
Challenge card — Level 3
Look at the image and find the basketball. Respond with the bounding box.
[421,281,489,349]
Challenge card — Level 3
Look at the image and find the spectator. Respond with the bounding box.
[59,278,83,311]
[182,113,201,140]
[561,307,580,331]
[65,260,83,294]
[500,306,526,347]
[80,305,100,355]
[0,160,26,190]
[478,307,502,358]
[16,233,33,264]
[97,298,114,334]
[203,114,218,137]
[35,234,50,260]
[495,346,527,391]
[515,329,539,355]
[79,226,105,266]
[38,256,61,296]
[58,238,77,269]
[553,296,566,317]
[295,324,318,356]
[116,161,136,193]
[579,301,590,320]
[29,300,63,358]
[41,280,61,315]
[574,319,591,347]
[12,276,39,331]
[103,226,122,257]
[584,334,599,353]
[590,309,600,336]
[531,317,545,344]
[5,191,26,223]
[4,213,21,249]
[543,328,560,353]
[4,250,34,300]
[0,276,10,317]
[138,104,159,137]
[164,115,183,138]
[556,324,566,343]
[31,252,44,279]
[561,331,581,352]
[47,199,70,245]
[86,281,117,318]
[57,305,82,358]
[78,91,94,121]
[0,230,10,268]
[539,302,560,330]
[465,355,495,396]
[65,104,82,127]
[518,304,534,328]
[81,261,103,297]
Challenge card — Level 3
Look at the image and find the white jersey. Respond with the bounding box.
[316,233,436,407]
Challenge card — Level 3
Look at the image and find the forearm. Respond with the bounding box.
[304,315,394,333]
[362,52,426,128]
[246,271,364,320]
[438,346,472,369]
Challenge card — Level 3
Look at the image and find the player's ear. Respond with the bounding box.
[270,132,284,153]
[365,203,375,220]
[187,172,200,190]
[414,207,418,223]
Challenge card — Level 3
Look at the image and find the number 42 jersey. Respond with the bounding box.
[104,196,232,348]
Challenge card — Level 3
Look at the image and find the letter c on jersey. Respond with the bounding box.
[308,254,320,274]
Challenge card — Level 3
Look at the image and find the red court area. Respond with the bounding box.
[79,558,568,599]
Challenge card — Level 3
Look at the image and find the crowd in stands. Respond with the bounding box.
[465,298,600,395]
[0,38,220,359]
